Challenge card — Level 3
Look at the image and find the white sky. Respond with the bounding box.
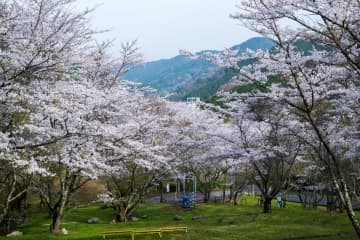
[75,0,258,61]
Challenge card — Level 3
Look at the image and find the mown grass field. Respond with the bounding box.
[1,196,358,240]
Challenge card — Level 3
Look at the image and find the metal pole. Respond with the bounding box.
[194,175,197,203]
[183,175,186,195]
[175,179,179,200]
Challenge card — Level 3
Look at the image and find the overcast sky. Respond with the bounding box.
[76,0,258,61]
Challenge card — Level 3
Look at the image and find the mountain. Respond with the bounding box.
[123,37,275,99]
[123,56,218,93]
[231,37,276,52]
[205,39,333,107]
[173,58,257,101]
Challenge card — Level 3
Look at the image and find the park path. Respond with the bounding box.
[146,188,360,210]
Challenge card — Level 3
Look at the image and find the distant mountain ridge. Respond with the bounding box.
[230,37,276,52]
[123,56,217,92]
[123,37,275,99]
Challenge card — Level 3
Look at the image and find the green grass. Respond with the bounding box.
[1,196,358,240]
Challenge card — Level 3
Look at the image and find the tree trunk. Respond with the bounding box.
[115,209,128,223]
[203,183,210,203]
[159,181,165,203]
[306,111,360,237]
[0,207,9,234]
[233,192,239,206]
[0,174,27,234]
[203,189,211,203]
[50,211,62,234]
[49,190,68,234]
[113,195,142,223]
[203,191,209,203]
[228,185,234,203]
[115,213,121,223]
[282,196,287,208]
[263,197,272,213]
[222,184,226,203]
[40,194,46,210]
[333,178,360,238]
[49,203,66,234]
[21,192,29,222]
[114,201,128,223]
[115,212,128,223]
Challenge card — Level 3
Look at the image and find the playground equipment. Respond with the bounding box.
[174,174,197,208]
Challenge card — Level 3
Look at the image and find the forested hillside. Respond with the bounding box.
[124,37,275,99]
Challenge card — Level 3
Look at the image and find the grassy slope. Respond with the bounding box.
[1,197,357,240]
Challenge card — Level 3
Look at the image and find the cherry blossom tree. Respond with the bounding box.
[183,0,360,236]
[233,1,360,235]
[165,102,242,203]
[99,99,234,220]
[0,0,96,88]
[0,160,31,234]
[0,0,143,234]
[100,97,176,222]
[227,164,250,205]
[2,77,143,232]
[199,93,301,211]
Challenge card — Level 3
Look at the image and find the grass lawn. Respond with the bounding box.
[1,196,357,240]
